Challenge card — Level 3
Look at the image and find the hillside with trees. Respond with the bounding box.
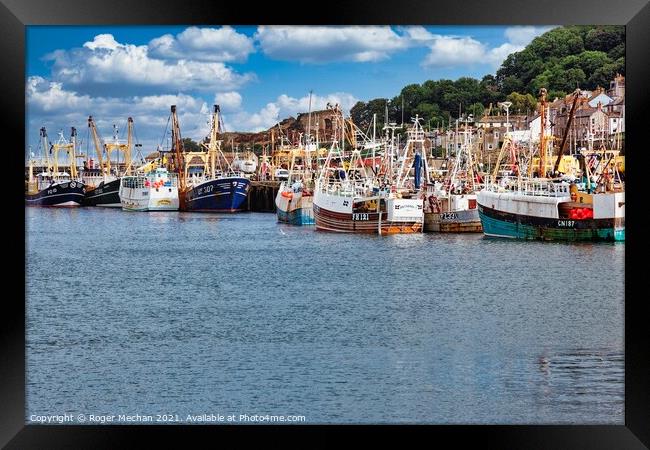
[350,25,624,131]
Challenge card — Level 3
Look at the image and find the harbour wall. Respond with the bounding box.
[247,181,280,212]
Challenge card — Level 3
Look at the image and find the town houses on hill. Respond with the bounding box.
[433,73,625,160]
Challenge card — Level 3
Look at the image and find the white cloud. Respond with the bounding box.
[421,26,555,69]
[83,33,121,51]
[504,26,554,46]
[26,76,93,113]
[399,26,438,42]
[486,42,524,66]
[222,92,359,132]
[148,26,255,62]
[215,91,242,111]
[422,36,487,67]
[26,76,212,152]
[255,26,409,63]
[27,76,357,151]
[44,34,255,96]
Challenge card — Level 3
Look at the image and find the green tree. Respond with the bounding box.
[588,58,624,89]
[499,76,525,96]
[467,102,485,119]
[182,137,201,152]
[573,51,612,80]
[506,92,538,114]
[584,26,625,52]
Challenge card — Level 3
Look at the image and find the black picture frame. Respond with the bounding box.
[3,0,648,447]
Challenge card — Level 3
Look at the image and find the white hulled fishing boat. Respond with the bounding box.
[313,108,423,234]
[119,166,179,211]
[275,92,316,225]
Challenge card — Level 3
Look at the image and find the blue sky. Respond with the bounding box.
[26,25,555,154]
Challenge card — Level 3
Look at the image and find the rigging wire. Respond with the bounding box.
[132,121,144,164]
[159,113,171,149]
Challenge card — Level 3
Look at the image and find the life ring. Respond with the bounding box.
[281,191,293,199]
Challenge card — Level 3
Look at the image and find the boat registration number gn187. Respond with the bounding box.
[441,212,458,220]
[352,213,369,221]
[557,220,575,227]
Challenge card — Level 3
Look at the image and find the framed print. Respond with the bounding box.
[3,0,649,447]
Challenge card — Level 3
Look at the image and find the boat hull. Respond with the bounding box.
[82,178,121,207]
[313,204,422,234]
[275,191,315,225]
[424,209,482,233]
[478,203,624,241]
[185,177,250,212]
[25,181,85,207]
[120,186,179,211]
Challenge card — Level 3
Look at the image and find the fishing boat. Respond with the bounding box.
[231,149,258,175]
[25,127,86,207]
[313,108,423,234]
[119,166,179,211]
[171,105,250,212]
[82,116,136,207]
[477,179,624,241]
[423,116,482,232]
[275,147,316,225]
[275,92,316,225]
[476,88,624,241]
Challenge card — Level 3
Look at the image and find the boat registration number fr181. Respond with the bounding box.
[352,213,369,221]
[557,220,575,227]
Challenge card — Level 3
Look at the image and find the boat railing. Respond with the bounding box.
[484,176,570,197]
[121,176,147,189]
[318,180,361,197]
[517,180,570,197]
[121,172,179,189]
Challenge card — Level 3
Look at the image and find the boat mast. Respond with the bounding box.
[124,117,133,175]
[537,88,547,178]
[553,89,580,175]
[372,113,377,174]
[88,116,105,174]
[209,105,220,178]
[69,127,78,179]
[465,117,476,192]
[53,130,63,176]
[40,127,51,174]
[170,105,186,192]
[306,90,313,183]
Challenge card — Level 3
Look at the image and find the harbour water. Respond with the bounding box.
[25,207,624,424]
